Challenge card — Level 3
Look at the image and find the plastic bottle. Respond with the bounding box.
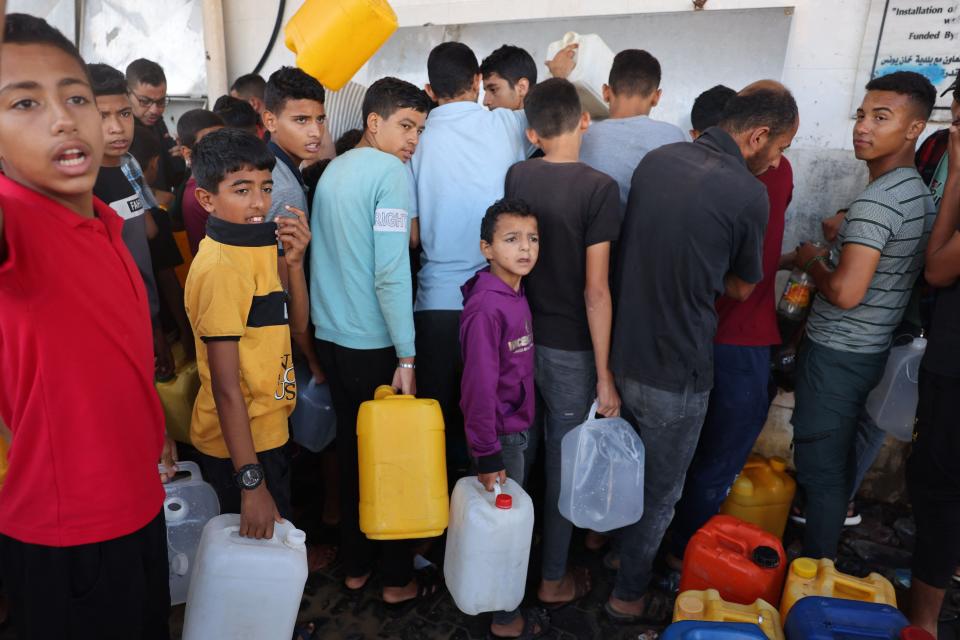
[289,362,336,453]
[719,456,797,539]
[673,589,784,640]
[780,557,896,621]
[358,385,448,540]
[558,400,644,532]
[155,349,200,444]
[546,32,616,117]
[783,596,908,639]
[865,335,927,442]
[182,514,308,640]
[444,477,534,615]
[160,461,220,605]
[661,621,768,639]
[778,268,815,320]
[284,0,398,91]
[680,514,786,607]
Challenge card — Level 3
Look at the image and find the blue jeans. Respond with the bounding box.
[614,376,710,601]
[535,346,596,582]
[669,345,772,559]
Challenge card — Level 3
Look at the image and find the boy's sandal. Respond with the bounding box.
[383,565,444,617]
[538,566,591,610]
[488,607,551,640]
[603,591,672,625]
[342,571,372,594]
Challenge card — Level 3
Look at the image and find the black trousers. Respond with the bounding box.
[0,510,170,640]
[315,339,414,587]
[197,444,293,520]
[414,310,468,479]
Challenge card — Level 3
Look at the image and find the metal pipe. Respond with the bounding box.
[201,0,228,100]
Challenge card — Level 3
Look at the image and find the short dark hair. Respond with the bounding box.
[691,85,736,133]
[719,85,799,138]
[524,78,582,139]
[129,124,163,168]
[361,77,431,128]
[427,42,480,100]
[191,128,276,193]
[3,14,86,72]
[264,66,325,114]
[212,95,261,132]
[608,50,661,97]
[866,71,937,119]
[480,45,538,88]
[87,63,128,97]
[177,109,225,150]
[230,73,267,100]
[335,129,363,155]
[481,198,537,244]
[125,58,166,88]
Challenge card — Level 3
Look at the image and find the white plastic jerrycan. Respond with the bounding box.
[558,400,645,531]
[546,31,615,118]
[182,514,308,640]
[160,461,220,605]
[444,477,534,615]
[866,335,927,442]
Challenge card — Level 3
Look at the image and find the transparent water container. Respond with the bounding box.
[161,462,220,605]
[444,477,534,615]
[546,32,615,118]
[558,400,644,532]
[182,514,308,640]
[865,336,926,442]
[289,362,336,453]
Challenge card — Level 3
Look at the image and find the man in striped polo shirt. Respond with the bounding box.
[792,71,937,560]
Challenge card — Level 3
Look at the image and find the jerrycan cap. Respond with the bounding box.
[769,457,787,472]
[752,546,781,569]
[496,494,513,509]
[792,557,819,579]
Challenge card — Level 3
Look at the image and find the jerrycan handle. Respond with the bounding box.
[374,384,417,400]
[713,529,749,556]
[158,460,201,482]
[561,31,580,47]
[584,399,600,422]
[831,573,877,599]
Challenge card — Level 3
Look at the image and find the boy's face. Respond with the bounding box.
[96,93,134,165]
[367,107,426,163]
[482,73,527,111]
[195,167,273,225]
[854,90,926,162]
[263,98,326,164]
[0,43,103,213]
[481,213,540,279]
[129,81,167,126]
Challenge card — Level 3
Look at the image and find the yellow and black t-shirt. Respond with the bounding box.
[184,216,296,458]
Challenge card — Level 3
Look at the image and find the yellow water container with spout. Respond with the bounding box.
[720,455,796,539]
[779,557,896,620]
[674,589,784,640]
[358,385,448,540]
[155,346,200,444]
[284,0,398,90]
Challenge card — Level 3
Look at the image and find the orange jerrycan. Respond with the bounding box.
[155,345,200,444]
[780,557,896,621]
[358,385,448,539]
[674,589,784,640]
[284,0,398,91]
[720,455,796,538]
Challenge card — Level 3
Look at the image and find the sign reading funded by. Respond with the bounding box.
[856,0,960,120]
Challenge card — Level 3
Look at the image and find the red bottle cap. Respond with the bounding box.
[495,494,512,509]
[901,627,935,640]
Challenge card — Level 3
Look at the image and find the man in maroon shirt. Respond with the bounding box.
[667,85,794,564]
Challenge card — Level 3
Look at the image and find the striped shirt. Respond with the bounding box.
[324,81,367,143]
[806,167,936,353]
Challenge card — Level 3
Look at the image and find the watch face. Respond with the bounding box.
[241,467,263,488]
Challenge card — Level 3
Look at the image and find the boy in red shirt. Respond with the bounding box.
[0,14,172,639]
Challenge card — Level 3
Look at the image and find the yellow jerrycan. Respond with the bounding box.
[358,385,448,540]
[674,589,784,640]
[284,0,398,91]
[780,557,897,620]
[720,455,796,539]
[155,344,200,444]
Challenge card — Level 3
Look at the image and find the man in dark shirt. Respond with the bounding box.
[126,58,186,195]
[606,81,799,623]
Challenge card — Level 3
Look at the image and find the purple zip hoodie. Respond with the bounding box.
[459,268,535,473]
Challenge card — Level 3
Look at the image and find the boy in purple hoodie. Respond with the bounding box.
[459,199,547,639]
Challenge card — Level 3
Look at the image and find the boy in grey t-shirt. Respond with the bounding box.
[552,49,687,206]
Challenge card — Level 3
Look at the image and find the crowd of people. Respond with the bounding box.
[0,9,958,640]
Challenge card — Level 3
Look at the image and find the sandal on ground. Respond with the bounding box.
[292,620,317,640]
[791,503,861,527]
[488,607,551,640]
[604,591,672,625]
[538,566,591,610]
[342,571,372,594]
[383,565,444,617]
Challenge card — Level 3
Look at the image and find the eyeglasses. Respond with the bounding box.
[132,93,170,109]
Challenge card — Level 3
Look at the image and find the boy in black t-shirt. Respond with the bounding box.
[503,78,621,609]
[88,63,175,379]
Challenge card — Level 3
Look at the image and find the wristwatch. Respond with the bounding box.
[234,463,264,490]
